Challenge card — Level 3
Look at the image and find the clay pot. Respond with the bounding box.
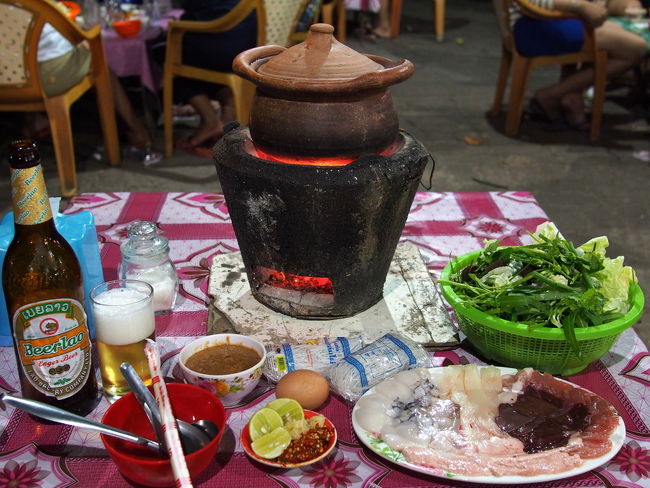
[232,24,414,157]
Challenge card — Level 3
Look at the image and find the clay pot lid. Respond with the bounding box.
[233,24,414,94]
[257,24,384,82]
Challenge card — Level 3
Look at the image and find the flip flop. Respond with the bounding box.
[527,98,561,124]
[566,120,590,132]
[527,98,569,131]
[563,113,591,132]
[175,138,213,159]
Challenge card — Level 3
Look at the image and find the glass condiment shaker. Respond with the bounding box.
[119,221,178,313]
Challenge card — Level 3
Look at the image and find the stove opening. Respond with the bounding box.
[252,266,335,309]
[248,137,403,166]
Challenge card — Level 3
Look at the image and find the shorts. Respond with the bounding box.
[39,44,91,97]
[513,17,585,57]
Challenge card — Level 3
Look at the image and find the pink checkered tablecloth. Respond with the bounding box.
[0,192,648,487]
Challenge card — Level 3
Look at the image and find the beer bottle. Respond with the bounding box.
[3,140,100,416]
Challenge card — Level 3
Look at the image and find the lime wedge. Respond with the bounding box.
[266,398,305,423]
[249,408,283,442]
[251,426,292,459]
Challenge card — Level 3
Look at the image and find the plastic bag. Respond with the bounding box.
[328,333,434,403]
[263,336,364,383]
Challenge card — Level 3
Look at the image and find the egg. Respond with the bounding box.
[275,369,330,410]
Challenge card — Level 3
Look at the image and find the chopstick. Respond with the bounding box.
[145,340,194,488]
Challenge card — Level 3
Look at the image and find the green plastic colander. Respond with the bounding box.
[439,251,646,376]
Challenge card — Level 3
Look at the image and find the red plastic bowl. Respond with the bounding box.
[58,1,81,20]
[101,383,227,487]
[113,18,142,38]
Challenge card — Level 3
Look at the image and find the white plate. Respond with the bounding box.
[352,366,626,484]
[632,21,649,29]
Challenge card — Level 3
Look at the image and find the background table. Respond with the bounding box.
[102,10,183,93]
[0,192,648,487]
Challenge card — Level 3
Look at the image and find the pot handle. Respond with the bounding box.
[233,45,286,84]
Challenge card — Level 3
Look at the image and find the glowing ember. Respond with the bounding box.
[255,148,355,166]
[257,268,333,294]
[251,139,401,167]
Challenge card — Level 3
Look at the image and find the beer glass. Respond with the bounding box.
[90,280,155,402]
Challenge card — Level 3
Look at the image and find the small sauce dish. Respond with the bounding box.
[240,410,337,468]
[179,334,266,407]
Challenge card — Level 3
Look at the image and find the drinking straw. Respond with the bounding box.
[145,340,193,488]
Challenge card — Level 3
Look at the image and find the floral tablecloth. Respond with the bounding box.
[0,191,648,487]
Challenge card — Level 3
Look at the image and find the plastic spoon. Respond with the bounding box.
[0,392,161,453]
[119,362,213,455]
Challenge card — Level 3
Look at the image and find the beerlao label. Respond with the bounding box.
[9,166,53,225]
[13,298,92,400]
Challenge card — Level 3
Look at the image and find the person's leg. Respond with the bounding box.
[560,92,588,127]
[108,70,153,147]
[534,22,647,121]
[373,0,391,38]
[607,0,643,16]
[187,93,223,147]
[216,86,235,126]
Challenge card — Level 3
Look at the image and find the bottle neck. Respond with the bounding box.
[10,165,54,226]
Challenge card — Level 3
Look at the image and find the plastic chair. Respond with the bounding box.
[321,0,346,42]
[163,0,269,157]
[0,0,120,197]
[490,0,607,141]
[163,0,317,157]
[390,0,445,41]
[290,0,346,44]
[265,0,313,46]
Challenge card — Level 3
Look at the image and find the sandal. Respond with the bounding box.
[527,98,569,131]
[175,138,214,159]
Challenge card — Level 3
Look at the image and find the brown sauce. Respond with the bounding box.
[186,343,261,375]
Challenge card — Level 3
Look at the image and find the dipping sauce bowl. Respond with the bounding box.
[179,334,266,407]
[101,383,226,487]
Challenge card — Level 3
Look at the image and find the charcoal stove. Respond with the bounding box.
[214,24,432,320]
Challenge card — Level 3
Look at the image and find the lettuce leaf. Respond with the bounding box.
[578,235,609,258]
[532,222,564,242]
[595,256,637,315]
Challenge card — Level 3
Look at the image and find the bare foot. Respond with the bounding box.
[532,91,562,121]
[560,92,589,128]
[372,26,391,38]
[125,128,152,148]
[188,121,224,147]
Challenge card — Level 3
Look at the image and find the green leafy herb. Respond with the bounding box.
[439,223,637,357]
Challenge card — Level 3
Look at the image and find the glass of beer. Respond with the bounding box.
[90,279,155,402]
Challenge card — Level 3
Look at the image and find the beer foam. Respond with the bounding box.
[93,288,155,345]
